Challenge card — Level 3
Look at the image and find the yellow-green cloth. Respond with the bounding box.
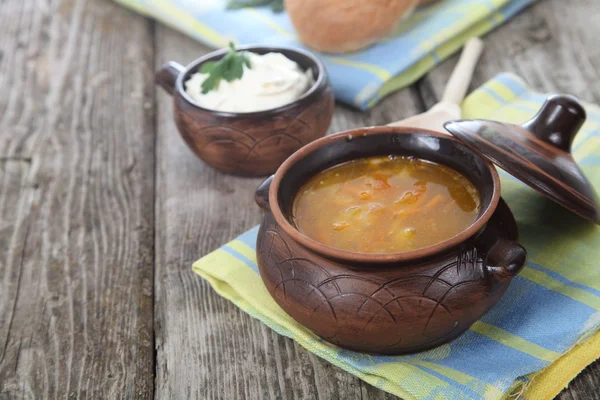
[113,0,535,110]
[193,73,600,400]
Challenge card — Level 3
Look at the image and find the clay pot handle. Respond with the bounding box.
[255,175,274,211]
[521,95,586,152]
[486,239,527,283]
[155,61,185,95]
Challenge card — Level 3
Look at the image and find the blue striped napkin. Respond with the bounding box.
[192,73,600,399]
[114,0,535,109]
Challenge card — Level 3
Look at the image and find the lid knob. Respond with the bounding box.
[521,95,586,152]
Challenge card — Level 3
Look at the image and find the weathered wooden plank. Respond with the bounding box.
[0,0,155,398]
[421,0,600,107]
[153,26,421,399]
[420,0,600,398]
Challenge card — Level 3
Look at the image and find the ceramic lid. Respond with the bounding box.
[444,95,600,224]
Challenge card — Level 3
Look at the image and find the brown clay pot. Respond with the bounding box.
[254,126,527,355]
[155,46,335,177]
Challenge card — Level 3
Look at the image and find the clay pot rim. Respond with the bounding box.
[175,44,328,118]
[269,126,502,264]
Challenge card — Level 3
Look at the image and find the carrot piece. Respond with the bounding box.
[371,172,391,189]
[424,194,444,210]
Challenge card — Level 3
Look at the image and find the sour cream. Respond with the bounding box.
[185,52,314,113]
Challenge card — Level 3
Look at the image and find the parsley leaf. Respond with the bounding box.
[226,0,284,13]
[199,61,218,74]
[200,42,252,94]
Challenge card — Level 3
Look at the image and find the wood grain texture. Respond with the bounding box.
[153,25,422,400]
[0,0,155,398]
[0,0,598,398]
[422,0,600,398]
[154,0,599,397]
[153,0,600,396]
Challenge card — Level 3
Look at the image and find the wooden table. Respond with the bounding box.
[1,0,599,398]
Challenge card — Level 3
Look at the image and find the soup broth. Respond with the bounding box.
[292,156,481,254]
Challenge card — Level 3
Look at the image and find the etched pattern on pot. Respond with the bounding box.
[257,213,498,354]
[173,85,335,176]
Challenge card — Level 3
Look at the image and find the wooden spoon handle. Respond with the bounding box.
[440,37,484,105]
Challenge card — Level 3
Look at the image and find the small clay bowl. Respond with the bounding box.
[254,126,527,354]
[155,45,335,177]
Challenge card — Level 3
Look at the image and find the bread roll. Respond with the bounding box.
[285,0,419,53]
